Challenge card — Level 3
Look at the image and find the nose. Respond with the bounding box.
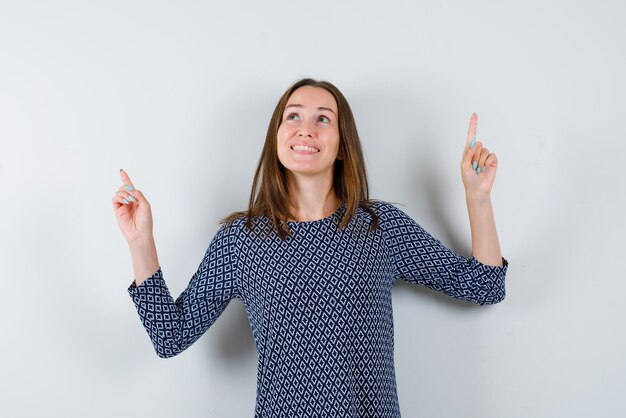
[298,118,314,137]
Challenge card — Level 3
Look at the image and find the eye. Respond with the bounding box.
[286,112,300,121]
[318,115,330,124]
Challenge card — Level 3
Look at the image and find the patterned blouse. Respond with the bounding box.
[128,200,509,417]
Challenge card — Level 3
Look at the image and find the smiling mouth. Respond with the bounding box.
[291,145,320,153]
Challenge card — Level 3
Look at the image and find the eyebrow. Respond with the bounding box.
[284,104,336,116]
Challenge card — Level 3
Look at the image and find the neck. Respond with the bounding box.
[285,171,341,222]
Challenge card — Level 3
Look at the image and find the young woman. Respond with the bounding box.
[113,78,509,417]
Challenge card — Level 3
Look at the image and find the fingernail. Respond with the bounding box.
[122,198,129,204]
[120,168,123,172]
[128,195,136,202]
[482,166,486,173]
[472,161,478,170]
[124,184,134,191]
[470,138,476,148]
[476,167,480,175]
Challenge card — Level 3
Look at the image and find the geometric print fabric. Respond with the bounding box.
[128,200,509,417]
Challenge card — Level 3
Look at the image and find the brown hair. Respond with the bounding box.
[220,78,380,240]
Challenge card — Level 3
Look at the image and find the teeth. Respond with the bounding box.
[292,145,319,153]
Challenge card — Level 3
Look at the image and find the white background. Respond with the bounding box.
[1,0,624,417]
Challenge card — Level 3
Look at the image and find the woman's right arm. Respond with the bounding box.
[113,169,242,358]
[126,222,242,358]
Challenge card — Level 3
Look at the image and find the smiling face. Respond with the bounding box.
[276,85,341,178]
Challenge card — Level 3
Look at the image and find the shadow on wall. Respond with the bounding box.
[212,299,258,360]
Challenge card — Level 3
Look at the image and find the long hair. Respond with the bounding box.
[220,78,380,240]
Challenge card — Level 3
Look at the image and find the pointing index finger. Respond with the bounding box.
[119,169,134,188]
[466,112,477,148]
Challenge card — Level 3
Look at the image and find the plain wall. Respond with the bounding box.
[1,0,624,416]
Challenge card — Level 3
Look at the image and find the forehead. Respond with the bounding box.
[286,86,338,112]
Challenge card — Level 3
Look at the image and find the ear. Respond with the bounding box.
[337,147,344,160]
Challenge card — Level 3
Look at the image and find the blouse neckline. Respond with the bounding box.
[286,201,346,227]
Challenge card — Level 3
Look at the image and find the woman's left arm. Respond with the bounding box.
[461,113,503,267]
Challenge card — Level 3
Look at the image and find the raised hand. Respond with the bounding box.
[112,169,154,245]
[460,113,499,196]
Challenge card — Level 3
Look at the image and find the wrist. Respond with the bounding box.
[465,189,491,203]
[128,235,156,251]
[128,238,160,286]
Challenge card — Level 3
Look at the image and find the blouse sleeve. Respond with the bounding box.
[378,202,509,305]
[127,222,242,358]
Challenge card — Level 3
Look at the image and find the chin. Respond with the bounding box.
[285,167,318,176]
[283,163,334,178]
